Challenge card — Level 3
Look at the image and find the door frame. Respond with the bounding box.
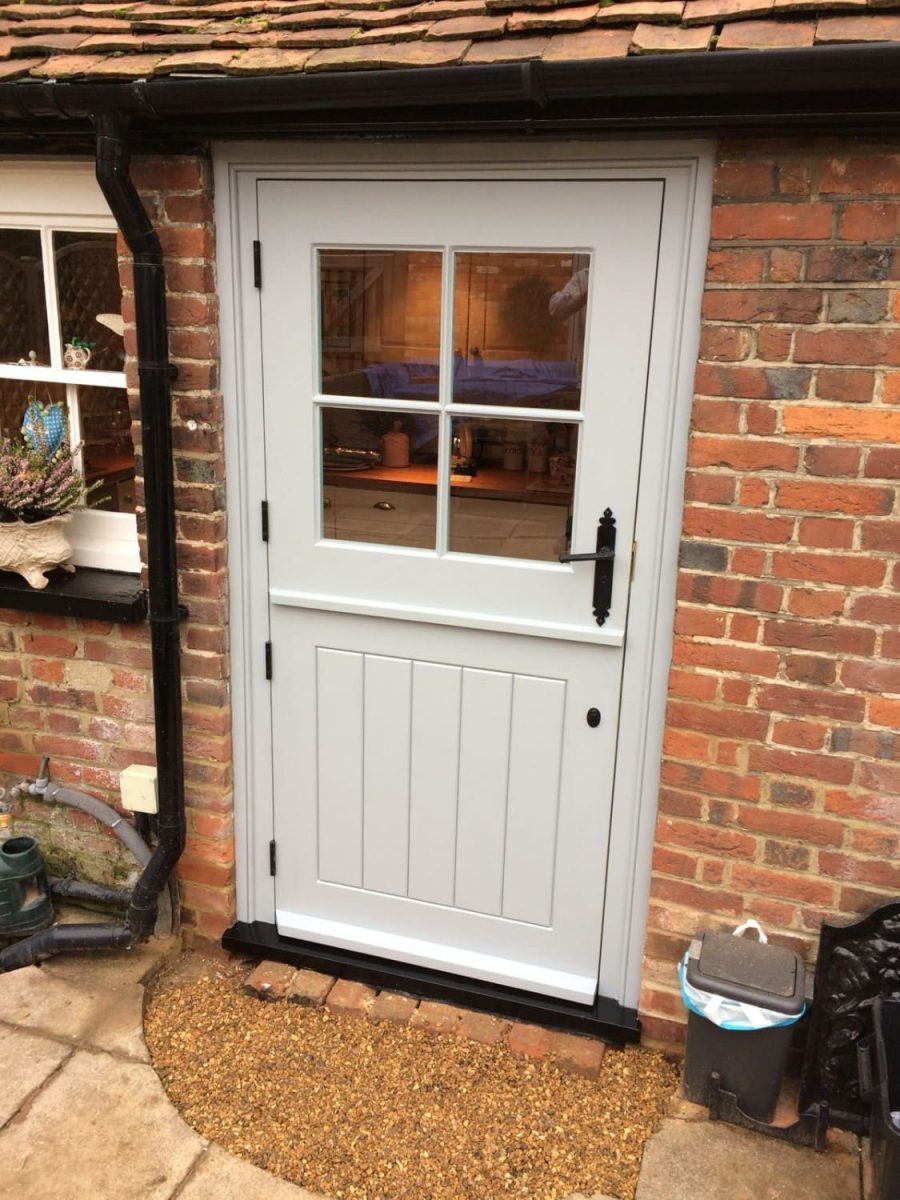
[215,139,713,1013]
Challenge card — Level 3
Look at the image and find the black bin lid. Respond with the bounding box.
[687,929,806,1016]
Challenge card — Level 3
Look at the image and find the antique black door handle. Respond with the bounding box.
[559,508,616,627]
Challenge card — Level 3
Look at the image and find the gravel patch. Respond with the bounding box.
[145,960,678,1200]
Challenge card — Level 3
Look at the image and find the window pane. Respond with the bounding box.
[79,385,136,514]
[0,229,51,367]
[53,231,124,374]
[449,416,576,562]
[319,250,442,402]
[321,406,438,549]
[0,381,66,443]
[452,252,589,410]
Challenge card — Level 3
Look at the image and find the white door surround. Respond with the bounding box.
[216,140,713,1013]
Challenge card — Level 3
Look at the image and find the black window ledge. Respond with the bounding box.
[0,567,146,623]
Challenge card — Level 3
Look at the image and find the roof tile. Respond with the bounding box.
[595,3,684,25]
[306,32,468,65]
[414,0,486,17]
[774,0,867,9]
[543,24,632,53]
[0,54,46,74]
[716,15,815,42]
[683,0,772,24]
[631,18,714,46]
[153,44,235,67]
[211,27,278,46]
[427,14,506,38]
[507,4,598,31]
[0,4,78,19]
[355,20,431,41]
[346,6,422,26]
[486,0,557,10]
[263,0,341,8]
[86,49,165,71]
[227,43,311,66]
[9,30,82,51]
[274,26,357,45]
[267,6,344,26]
[816,10,900,34]
[463,30,548,57]
[75,30,147,49]
[30,48,105,71]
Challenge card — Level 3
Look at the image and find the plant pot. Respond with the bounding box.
[0,515,75,589]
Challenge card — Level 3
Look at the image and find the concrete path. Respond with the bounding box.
[0,934,864,1200]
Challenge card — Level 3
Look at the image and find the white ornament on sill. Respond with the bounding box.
[0,515,75,589]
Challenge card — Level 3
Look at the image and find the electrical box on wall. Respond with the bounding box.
[120,764,158,814]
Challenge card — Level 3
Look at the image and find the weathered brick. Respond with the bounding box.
[550,1032,606,1078]
[369,990,419,1024]
[507,1022,554,1060]
[409,1000,464,1035]
[325,979,376,1017]
[244,960,296,1001]
[287,969,335,1007]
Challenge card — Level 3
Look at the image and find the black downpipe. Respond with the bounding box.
[94,111,185,944]
[0,112,184,973]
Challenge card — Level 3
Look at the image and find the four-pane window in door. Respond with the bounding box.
[318,247,590,564]
[0,221,138,573]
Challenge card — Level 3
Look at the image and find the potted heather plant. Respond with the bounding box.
[0,399,93,589]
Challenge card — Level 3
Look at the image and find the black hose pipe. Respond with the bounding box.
[49,877,134,907]
[0,923,133,970]
[94,111,186,944]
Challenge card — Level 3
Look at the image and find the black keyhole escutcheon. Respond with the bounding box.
[586,708,601,728]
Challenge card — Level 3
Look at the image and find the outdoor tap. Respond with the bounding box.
[29,757,51,796]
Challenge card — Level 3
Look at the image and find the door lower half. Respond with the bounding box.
[258,176,664,1003]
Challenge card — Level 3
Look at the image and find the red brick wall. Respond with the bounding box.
[640,140,900,1046]
[0,154,235,941]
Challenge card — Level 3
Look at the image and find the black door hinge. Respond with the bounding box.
[261,499,269,542]
[253,240,262,289]
[269,839,276,876]
[265,641,272,680]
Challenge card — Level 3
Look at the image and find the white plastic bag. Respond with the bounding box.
[678,920,805,1032]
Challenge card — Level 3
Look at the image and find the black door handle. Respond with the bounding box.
[559,508,616,627]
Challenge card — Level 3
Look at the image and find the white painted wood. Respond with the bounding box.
[503,674,566,927]
[258,177,662,646]
[408,660,461,906]
[363,654,412,896]
[454,667,513,917]
[316,648,364,887]
[217,140,713,1007]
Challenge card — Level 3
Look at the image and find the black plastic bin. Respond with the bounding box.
[682,927,806,1123]
[861,996,900,1200]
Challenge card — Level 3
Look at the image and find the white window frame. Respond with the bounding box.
[0,161,140,574]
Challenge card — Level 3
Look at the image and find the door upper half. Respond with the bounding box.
[257,178,664,644]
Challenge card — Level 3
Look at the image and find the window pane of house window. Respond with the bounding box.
[452,252,589,410]
[0,381,66,444]
[79,385,136,514]
[0,229,51,367]
[448,416,576,562]
[319,250,442,402]
[321,406,438,549]
[53,231,124,374]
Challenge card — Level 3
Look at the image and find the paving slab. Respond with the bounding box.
[635,1118,861,1200]
[83,981,149,1061]
[179,1146,325,1199]
[0,964,106,1041]
[0,1048,205,1200]
[0,1024,71,1127]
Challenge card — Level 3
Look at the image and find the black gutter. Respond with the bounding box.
[0,43,899,140]
[0,113,184,973]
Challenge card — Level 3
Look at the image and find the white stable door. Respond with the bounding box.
[259,178,663,1003]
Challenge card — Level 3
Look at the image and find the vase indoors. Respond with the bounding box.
[0,514,75,589]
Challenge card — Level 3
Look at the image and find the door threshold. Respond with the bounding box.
[222,920,640,1044]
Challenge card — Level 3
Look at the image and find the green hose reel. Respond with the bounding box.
[0,837,54,938]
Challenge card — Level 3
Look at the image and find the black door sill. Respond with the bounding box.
[223,919,640,1044]
[0,567,146,622]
